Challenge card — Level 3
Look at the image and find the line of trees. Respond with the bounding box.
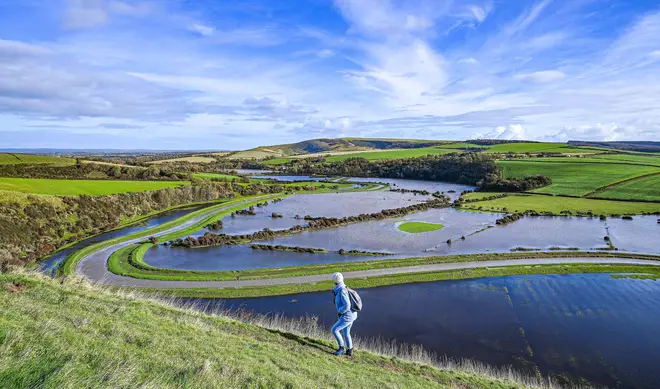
[0,162,190,181]
[273,153,552,192]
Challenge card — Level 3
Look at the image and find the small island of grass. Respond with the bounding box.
[398,221,445,233]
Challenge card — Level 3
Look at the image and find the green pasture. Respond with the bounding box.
[0,177,188,196]
[497,160,660,196]
[594,173,660,201]
[461,193,660,215]
[0,153,75,165]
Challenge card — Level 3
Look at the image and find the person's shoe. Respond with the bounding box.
[333,347,346,356]
[346,348,353,357]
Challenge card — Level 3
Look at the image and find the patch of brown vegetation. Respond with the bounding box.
[4,281,28,293]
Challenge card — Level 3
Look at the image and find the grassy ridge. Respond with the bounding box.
[461,193,660,214]
[324,147,455,162]
[0,272,529,389]
[0,153,75,165]
[0,177,188,196]
[497,160,660,196]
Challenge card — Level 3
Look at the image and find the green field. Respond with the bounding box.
[591,154,660,166]
[485,142,598,154]
[193,172,243,180]
[148,156,217,164]
[325,147,455,162]
[0,272,530,389]
[498,160,660,196]
[0,153,75,165]
[594,173,660,201]
[0,178,188,196]
[398,221,445,233]
[461,193,660,215]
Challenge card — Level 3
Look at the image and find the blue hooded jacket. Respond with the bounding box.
[333,282,352,315]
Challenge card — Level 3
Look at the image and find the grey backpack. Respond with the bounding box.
[346,287,363,312]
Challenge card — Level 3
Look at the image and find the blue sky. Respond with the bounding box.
[1,0,660,150]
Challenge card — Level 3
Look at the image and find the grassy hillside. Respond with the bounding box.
[461,193,660,215]
[0,153,75,165]
[593,173,660,201]
[0,177,188,196]
[498,160,660,196]
[147,156,217,164]
[0,272,535,389]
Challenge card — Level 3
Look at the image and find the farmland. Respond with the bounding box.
[593,173,660,201]
[498,160,660,196]
[147,156,217,164]
[484,142,599,154]
[0,153,75,165]
[460,193,660,215]
[0,177,188,196]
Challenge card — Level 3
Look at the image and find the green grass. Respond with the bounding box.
[435,142,487,150]
[461,193,660,215]
[594,173,660,201]
[0,272,530,389]
[324,148,455,162]
[591,154,660,167]
[462,192,506,201]
[497,160,660,196]
[135,261,660,299]
[398,221,445,233]
[0,178,188,196]
[0,153,75,165]
[193,173,242,180]
[148,156,217,164]
[0,190,65,207]
[485,143,598,154]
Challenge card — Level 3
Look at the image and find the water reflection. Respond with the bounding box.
[186,273,660,389]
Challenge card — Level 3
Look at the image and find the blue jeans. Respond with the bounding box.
[332,311,357,349]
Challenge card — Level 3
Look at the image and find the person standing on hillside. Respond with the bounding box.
[331,272,358,356]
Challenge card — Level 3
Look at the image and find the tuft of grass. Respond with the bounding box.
[0,271,557,389]
[398,221,445,233]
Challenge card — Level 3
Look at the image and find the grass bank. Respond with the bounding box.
[0,272,549,389]
[58,195,283,276]
[110,243,660,283]
[136,262,660,299]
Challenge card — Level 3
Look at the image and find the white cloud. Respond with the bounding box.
[515,70,566,83]
[458,57,478,65]
[474,124,526,140]
[63,0,151,30]
[317,49,335,58]
[189,23,214,37]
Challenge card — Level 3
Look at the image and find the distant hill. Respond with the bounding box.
[228,138,450,159]
[0,153,75,165]
[568,141,660,153]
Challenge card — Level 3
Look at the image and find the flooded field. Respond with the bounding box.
[187,273,660,389]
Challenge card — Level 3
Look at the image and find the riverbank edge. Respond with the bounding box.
[117,262,660,299]
[110,244,660,282]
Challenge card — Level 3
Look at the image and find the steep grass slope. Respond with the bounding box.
[0,272,543,389]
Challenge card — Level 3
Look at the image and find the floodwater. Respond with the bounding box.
[39,205,207,274]
[144,244,376,271]
[189,191,433,237]
[187,273,660,389]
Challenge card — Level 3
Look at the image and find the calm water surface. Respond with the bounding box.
[188,274,660,389]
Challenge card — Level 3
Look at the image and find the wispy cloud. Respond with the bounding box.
[1,0,660,149]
